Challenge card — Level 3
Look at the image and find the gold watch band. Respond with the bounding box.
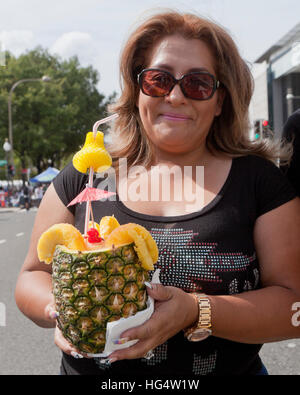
[184,293,212,338]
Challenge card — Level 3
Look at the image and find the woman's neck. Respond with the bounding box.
[151,144,217,169]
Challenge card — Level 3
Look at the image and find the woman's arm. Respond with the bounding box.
[107,197,300,361]
[209,196,300,343]
[15,183,75,328]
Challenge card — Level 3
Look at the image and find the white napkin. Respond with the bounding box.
[89,269,161,358]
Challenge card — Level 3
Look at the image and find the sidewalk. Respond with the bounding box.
[0,207,21,213]
[0,207,32,213]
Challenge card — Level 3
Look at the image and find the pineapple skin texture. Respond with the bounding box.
[52,243,149,354]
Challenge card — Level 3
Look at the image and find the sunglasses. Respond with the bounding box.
[137,68,220,101]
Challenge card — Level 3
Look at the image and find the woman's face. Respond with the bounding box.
[137,34,223,156]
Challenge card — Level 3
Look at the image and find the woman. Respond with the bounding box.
[15,11,300,376]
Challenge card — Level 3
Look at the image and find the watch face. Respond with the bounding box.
[188,329,212,342]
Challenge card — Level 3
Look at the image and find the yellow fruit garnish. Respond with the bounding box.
[37,223,86,264]
[72,131,112,174]
[99,215,120,239]
[133,224,159,263]
[105,223,158,270]
[88,221,100,234]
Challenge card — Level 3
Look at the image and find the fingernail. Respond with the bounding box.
[50,311,59,319]
[144,281,152,289]
[71,351,84,359]
[108,357,117,364]
[113,337,131,345]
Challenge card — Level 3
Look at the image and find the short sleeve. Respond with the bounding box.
[255,156,297,217]
[52,162,88,215]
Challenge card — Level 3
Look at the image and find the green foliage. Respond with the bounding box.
[0,48,116,174]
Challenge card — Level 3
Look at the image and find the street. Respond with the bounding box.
[0,209,299,375]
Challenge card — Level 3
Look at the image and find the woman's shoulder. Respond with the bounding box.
[52,162,88,211]
[54,162,88,183]
[233,154,279,172]
[231,154,291,188]
[232,154,296,216]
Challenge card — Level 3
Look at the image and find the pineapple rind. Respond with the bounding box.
[52,243,149,354]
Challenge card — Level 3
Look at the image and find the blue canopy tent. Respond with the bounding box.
[30,167,60,183]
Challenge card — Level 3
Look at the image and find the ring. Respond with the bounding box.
[142,349,154,360]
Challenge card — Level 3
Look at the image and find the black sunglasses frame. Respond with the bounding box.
[137,68,220,101]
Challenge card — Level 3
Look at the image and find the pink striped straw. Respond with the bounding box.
[84,114,118,236]
[92,113,118,139]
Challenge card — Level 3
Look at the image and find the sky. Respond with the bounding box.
[0,0,300,97]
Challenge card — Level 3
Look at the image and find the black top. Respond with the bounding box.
[53,155,296,376]
[281,109,300,196]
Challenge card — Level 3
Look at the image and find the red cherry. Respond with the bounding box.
[87,228,98,236]
[87,228,103,243]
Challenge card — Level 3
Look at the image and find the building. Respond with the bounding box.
[252,22,300,138]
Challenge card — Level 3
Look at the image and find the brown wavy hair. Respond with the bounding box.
[107,10,291,172]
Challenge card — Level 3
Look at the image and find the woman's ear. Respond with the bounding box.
[215,87,225,117]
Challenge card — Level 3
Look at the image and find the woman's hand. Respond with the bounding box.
[107,283,199,362]
[44,301,91,359]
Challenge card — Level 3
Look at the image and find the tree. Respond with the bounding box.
[0,48,116,175]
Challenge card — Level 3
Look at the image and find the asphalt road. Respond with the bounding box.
[0,208,299,375]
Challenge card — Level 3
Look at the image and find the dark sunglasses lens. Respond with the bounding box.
[182,73,215,99]
[141,70,173,97]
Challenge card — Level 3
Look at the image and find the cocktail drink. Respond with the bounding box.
[37,117,158,354]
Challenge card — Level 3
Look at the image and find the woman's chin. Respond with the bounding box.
[155,128,188,142]
[157,140,192,154]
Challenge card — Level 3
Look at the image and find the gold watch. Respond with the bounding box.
[184,293,212,342]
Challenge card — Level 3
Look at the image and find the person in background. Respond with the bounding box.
[22,183,30,211]
[35,185,44,207]
[15,10,300,376]
[281,108,300,196]
[0,186,6,208]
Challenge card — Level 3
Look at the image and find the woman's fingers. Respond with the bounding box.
[109,338,154,361]
[118,284,174,342]
[145,283,173,302]
[108,285,199,362]
[109,308,171,361]
[45,301,92,359]
[44,303,59,321]
[54,326,92,359]
[45,303,59,320]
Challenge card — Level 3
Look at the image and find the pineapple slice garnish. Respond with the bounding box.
[99,215,120,239]
[88,221,100,234]
[104,223,158,271]
[37,223,86,264]
[72,131,112,174]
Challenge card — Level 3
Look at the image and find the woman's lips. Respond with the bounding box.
[161,113,191,122]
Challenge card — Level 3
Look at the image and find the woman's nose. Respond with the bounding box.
[165,83,187,105]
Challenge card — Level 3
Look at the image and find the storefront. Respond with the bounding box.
[253,22,300,138]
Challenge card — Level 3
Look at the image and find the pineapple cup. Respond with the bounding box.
[52,243,149,355]
[37,222,158,355]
